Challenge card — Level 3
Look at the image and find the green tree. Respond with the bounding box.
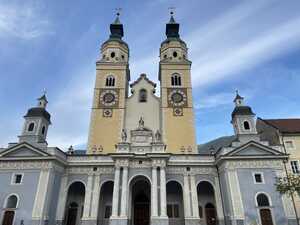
[275,173,300,196]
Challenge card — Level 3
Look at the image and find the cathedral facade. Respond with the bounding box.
[0,14,298,225]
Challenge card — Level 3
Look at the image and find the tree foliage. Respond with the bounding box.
[275,173,300,196]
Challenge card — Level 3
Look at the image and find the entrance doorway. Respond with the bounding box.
[205,203,217,225]
[130,176,151,225]
[134,193,150,225]
[2,211,15,225]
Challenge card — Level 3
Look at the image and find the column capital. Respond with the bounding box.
[152,159,166,168]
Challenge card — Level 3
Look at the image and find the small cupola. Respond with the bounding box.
[99,11,129,65]
[18,93,51,147]
[231,91,257,136]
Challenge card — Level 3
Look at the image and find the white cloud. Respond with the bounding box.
[0,3,53,39]
[187,1,300,87]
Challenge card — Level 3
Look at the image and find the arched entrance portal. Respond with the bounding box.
[166,181,184,225]
[98,181,114,225]
[257,193,274,225]
[64,181,85,225]
[2,195,18,225]
[129,176,151,225]
[197,181,217,225]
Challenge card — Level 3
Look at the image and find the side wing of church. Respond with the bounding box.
[0,13,298,225]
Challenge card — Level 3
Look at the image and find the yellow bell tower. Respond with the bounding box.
[159,12,197,153]
[87,13,130,154]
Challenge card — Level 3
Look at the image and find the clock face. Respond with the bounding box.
[103,93,115,103]
[171,93,184,103]
[168,89,187,107]
[100,89,118,107]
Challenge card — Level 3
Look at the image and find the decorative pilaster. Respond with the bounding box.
[55,174,68,223]
[183,174,192,218]
[190,175,199,218]
[227,170,244,221]
[32,169,51,223]
[111,166,121,217]
[160,167,167,217]
[120,166,129,217]
[90,174,101,220]
[82,174,94,219]
[214,176,225,224]
[151,167,158,217]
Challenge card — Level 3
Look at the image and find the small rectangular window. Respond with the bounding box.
[253,173,264,184]
[104,205,112,218]
[291,161,300,174]
[12,174,23,184]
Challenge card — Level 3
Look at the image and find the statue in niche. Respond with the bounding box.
[155,130,162,142]
[121,129,127,142]
[138,117,145,129]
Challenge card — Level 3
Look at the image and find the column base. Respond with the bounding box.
[55,220,63,225]
[151,216,169,225]
[81,219,98,225]
[31,220,48,225]
[184,217,200,225]
[110,216,128,225]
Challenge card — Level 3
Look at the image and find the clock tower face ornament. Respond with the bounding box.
[99,89,119,107]
[167,89,187,107]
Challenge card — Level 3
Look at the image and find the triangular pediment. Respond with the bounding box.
[0,142,50,158]
[225,141,284,157]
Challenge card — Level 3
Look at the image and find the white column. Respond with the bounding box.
[91,174,101,220]
[83,174,94,219]
[112,166,121,217]
[190,175,199,218]
[227,170,244,220]
[56,174,68,221]
[32,169,51,220]
[120,166,129,217]
[183,174,191,218]
[160,167,167,217]
[151,167,158,217]
[214,176,225,221]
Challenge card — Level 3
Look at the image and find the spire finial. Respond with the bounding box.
[168,7,176,23]
[233,89,244,106]
[114,8,122,24]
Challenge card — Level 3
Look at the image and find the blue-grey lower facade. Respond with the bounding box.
[0,141,298,225]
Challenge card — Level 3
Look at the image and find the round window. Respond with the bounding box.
[111,52,116,58]
[173,51,178,58]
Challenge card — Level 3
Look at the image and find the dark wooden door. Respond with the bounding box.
[66,207,78,225]
[2,211,15,225]
[205,208,217,225]
[134,203,150,225]
[260,209,274,225]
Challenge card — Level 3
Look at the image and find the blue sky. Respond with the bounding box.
[0,0,300,150]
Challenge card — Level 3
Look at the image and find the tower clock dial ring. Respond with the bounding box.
[100,89,118,107]
[168,89,187,107]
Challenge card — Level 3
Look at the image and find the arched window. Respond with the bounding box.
[105,75,115,87]
[257,193,270,207]
[171,73,181,86]
[244,121,250,130]
[6,195,18,209]
[139,89,147,102]
[28,122,35,132]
